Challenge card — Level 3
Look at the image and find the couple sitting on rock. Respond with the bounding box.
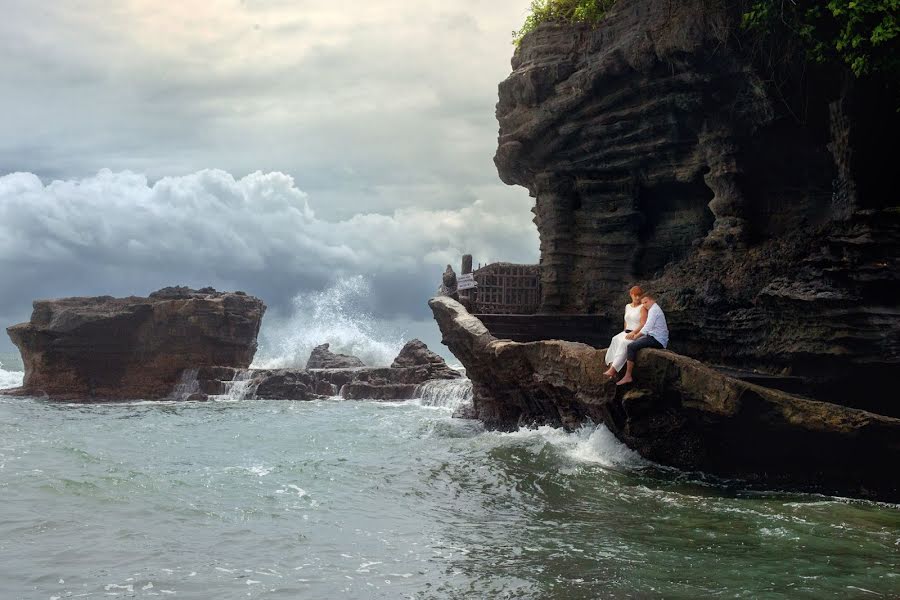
[602,286,669,386]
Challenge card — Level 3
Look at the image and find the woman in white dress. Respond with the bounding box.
[603,286,648,378]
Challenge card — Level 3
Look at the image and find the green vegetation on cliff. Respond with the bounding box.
[514,0,897,83]
[513,0,617,45]
[743,0,898,80]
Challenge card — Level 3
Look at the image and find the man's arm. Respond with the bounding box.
[636,307,657,339]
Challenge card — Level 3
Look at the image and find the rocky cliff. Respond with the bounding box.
[5,287,265,400]
[495,0,898,412]
[430,296,900,501]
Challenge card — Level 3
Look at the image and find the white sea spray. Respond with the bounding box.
[0,361,24,389]
[253,276,406,369]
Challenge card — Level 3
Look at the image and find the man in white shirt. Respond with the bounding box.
[616,292,669,386]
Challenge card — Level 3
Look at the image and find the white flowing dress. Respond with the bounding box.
[605,303,643,372]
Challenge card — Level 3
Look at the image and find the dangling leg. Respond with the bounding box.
[616,360,635,385]
[617,337,652,386]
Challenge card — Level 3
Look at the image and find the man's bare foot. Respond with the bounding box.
[603,368,617,378]
[616,375,633,386]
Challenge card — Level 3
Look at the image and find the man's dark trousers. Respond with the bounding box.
[626,335,663,362]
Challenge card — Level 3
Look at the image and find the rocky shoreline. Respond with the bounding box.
[2,288,461,403]
[179,339,462,402]
[429,296,900,502]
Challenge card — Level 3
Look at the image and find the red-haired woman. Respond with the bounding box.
[603,286,648,379]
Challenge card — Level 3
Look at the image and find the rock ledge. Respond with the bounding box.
[429,296,900,501]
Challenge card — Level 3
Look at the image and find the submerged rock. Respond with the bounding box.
[305,343,366,369]
[429,296,900,502]
[5,288,265,401]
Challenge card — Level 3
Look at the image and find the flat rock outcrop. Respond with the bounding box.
[5,287,265,400]
[185,339,460,402]
[305,343,365,369]
[430,296,900,502]
[495,0,898,413]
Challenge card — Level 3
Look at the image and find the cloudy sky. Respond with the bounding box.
[0,0,538,362]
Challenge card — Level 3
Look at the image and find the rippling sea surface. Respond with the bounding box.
[1,376,898,599]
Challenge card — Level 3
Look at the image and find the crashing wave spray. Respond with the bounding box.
[415,379,473,412]
[0,361,24,389]
[253,276,406,369]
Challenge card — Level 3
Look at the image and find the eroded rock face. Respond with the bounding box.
[495,0,898,412]
[429,296,900,501]
[5,288,265,400]
[305,343,366,369]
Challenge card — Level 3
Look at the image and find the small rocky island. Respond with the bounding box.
[5,287,266,401]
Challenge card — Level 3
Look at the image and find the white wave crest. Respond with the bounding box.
[496,424,647,469]
[253,276,406,369]
[0,362,24,389]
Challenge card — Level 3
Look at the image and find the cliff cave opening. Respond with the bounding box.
[632,179,714,278]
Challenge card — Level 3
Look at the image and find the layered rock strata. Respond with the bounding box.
[5,287,265,401]
[429,296,900,501]
[495,0,898,412]
[186,338,461,402]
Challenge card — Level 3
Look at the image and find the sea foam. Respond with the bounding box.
[0,362,24,389]
[494,423,648,469]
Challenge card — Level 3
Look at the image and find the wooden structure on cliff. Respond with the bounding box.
[455,256,616,348]
[471,262,541,315]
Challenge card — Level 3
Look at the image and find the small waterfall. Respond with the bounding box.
[415,379,473,412]
[170,369,200,401]
[210,369,258,402]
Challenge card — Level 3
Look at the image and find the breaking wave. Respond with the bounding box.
[493,424,648,469]
[253,277,406,369]
[0,362,24,389]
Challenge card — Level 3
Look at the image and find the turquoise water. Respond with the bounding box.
[0,388,898,599]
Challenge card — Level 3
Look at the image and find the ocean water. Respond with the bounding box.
[1,374,898,599]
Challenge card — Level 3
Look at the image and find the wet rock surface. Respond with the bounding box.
[390,339,462,381]
[186,339,461,403]
[305,343,366,369]
[495,0,898,412]
[429,296,900,502]
[4,288,265,401]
